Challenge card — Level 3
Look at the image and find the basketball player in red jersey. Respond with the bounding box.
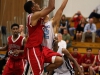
[89,49,100,75]
[71,47,83,75]
[0,23,26,75]
[71,47,82,65]
[81,48,94,73]
[24,0,63,75]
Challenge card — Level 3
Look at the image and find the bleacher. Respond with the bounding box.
[68,18,100,55]
[67,18,100,75]
[69,42,100,55]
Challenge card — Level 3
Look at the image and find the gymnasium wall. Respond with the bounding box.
[54,0,100,17]
[0,0,26,29]
[0,0,43,46]
[0,0,27,46]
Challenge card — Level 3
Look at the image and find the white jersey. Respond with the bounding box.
[42,21,54,49]
[54,48,74,75]
[58,40,67,49]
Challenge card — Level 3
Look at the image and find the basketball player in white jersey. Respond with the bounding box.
[53,40,84,75]
[42,0,68,49]
[42,0,68,75]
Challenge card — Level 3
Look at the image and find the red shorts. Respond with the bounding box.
[42,46,61,63]
[83,66,89,72]
[2,58,25,75]
[25,46,61,75]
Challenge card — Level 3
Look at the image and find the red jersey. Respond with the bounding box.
[72,16,82,28]
[71,52,82,64]
[8,35,24,60]
[95,55,100,66]
[81,54,94,64]
[26,14,44,48]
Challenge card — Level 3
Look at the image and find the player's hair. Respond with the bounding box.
[53,39,59,52]
[73,47,78,51]
[11,23,19,29]
[86,47,92,51]
[24,1,34,14]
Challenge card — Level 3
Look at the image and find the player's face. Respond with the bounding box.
[87,50,92,55]
[11,26,19,35]
[32,2,41,11]
[73,49,78,54]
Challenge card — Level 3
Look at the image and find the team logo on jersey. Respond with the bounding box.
[44,25,50,39]
[9,44,20,50]
[8,50,18,57]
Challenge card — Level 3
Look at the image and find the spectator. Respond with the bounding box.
[69,11,83,36]
[59,14,70,34]
[57,33,66,48]
[71,47,83,75]
[76,18,86,41]
[81,48,95,73]
[81,18,96,42]
[89,49,100,75]
[19,24,25,37]
[88,4,100,20]
[62,29,71,48]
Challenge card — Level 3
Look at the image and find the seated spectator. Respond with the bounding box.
[57,33,66,48]
[69,11,83,36]
[81,18,96,42]
[76,18,86,41]
[88,4,100,21]
[81,48,95,73]
[71,47,83,75]
[89,49,100,75]
[62,29,71,48]
[59,14,70,34]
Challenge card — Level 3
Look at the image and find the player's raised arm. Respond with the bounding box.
[24,0,55,26]
[52,0,68,26]
[31,0,55,26]
[39,0,55,17]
